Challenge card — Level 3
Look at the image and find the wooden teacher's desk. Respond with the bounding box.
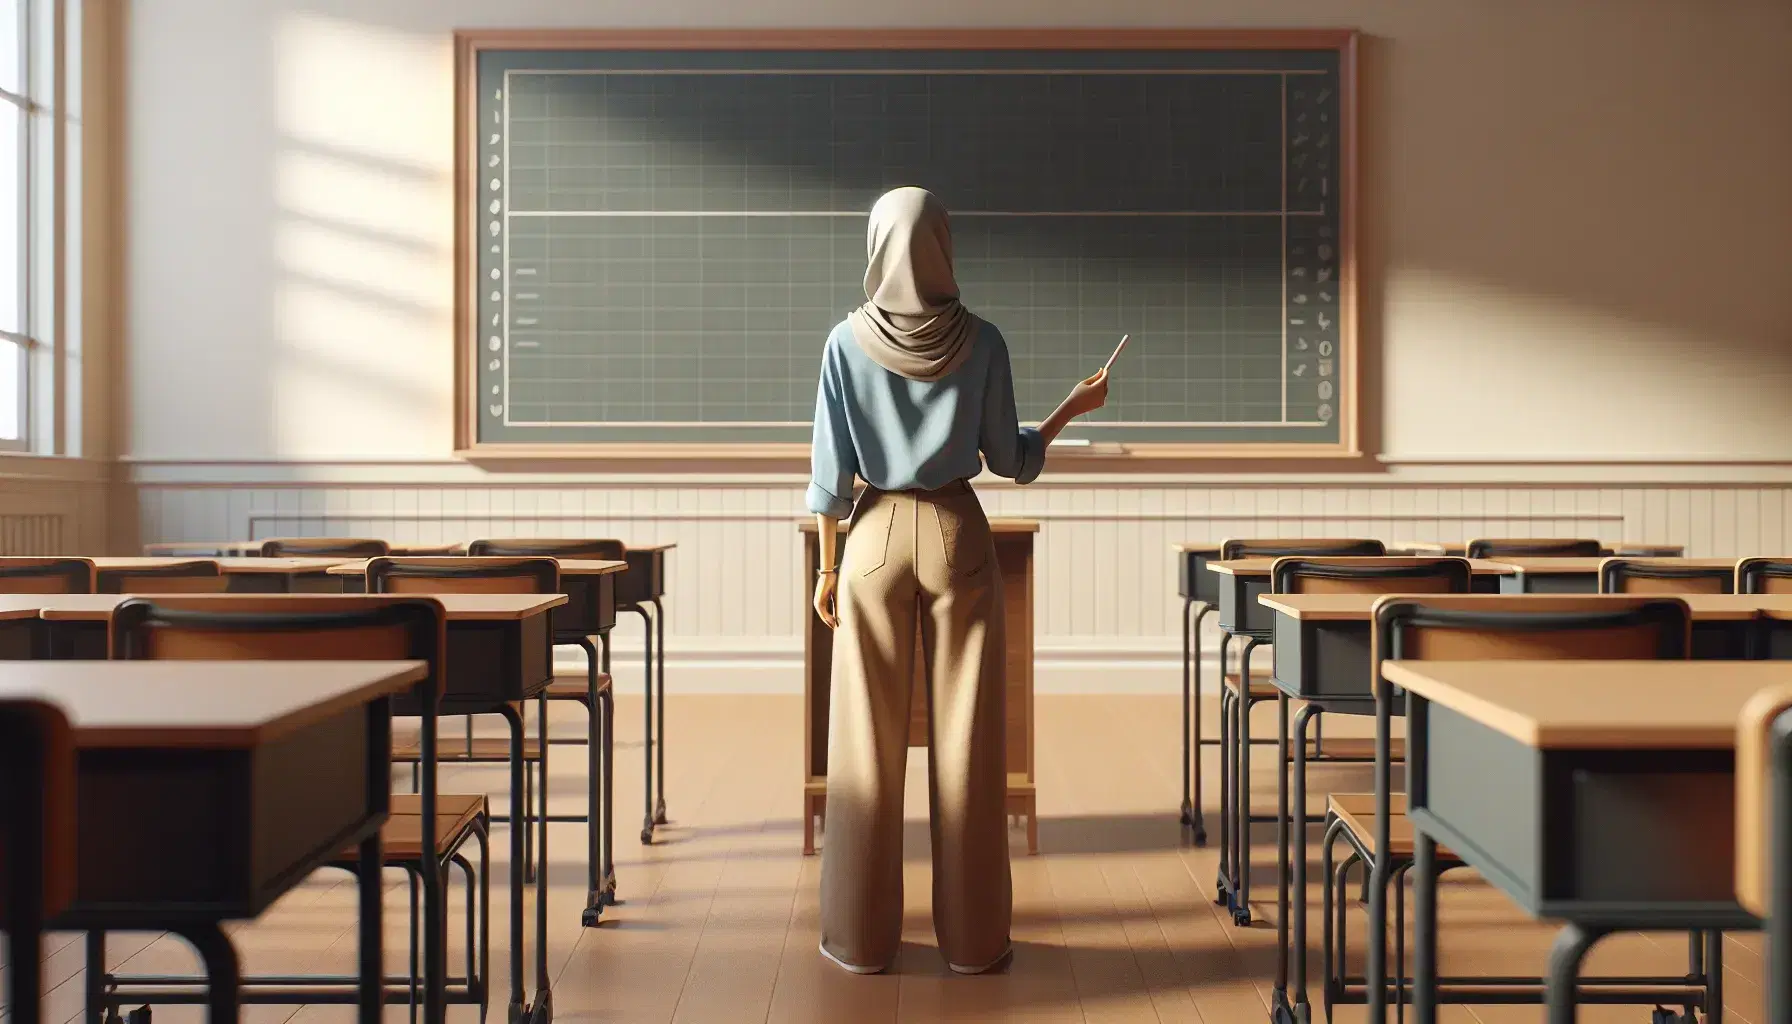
[799,517,1038,856]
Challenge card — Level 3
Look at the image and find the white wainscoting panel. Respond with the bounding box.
[133,480,1792,693]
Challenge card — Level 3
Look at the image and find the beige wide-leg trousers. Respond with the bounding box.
[819,480,1011,972]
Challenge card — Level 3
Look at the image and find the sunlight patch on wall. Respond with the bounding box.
[272,12,455,458]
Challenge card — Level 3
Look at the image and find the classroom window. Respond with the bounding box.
[0,0,79,453]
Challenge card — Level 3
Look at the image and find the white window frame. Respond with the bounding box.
[0,0,75,455]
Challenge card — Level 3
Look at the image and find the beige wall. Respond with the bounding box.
[116,0,1792,687]
[123,0,1792,462]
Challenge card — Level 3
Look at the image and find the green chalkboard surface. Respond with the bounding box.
[460,33,1356,455]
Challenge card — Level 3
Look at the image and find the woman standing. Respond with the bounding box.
[808,186,1109,974]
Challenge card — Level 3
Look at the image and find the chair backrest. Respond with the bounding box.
[1737,558,1792,596]
[1372,595,1690,670]
[466,538,625,560]
[365,556,558,596]
[95,560,226,594]
[1735,683,1792,920]
[259,537,391,558]
[1218,537,1386,560]
[0,557,94,594]
[109,596,446,714]
[1271,556,1473,596]
[1599,558,1734,596]
[0,697,77,926]
[1464,537,1603,559]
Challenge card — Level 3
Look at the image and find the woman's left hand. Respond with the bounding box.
[813,572,839,629]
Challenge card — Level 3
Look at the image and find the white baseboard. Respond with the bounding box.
[554,639,1263,695]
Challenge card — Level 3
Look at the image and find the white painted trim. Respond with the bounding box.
[122,457,1792,487]
[556,638,1248,695]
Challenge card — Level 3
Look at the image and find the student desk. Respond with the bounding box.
[328,556,625,914]
[1202,558,1508,922]
[9,591,566,1024]
[1254,592,1791,1023]
[1485,557,1736,594]
[1173,542,1224,840]
[143,542,467,557]
[1,659,427,1024]
[0,601,39,657]
[799,518,1038,856]
[1383,660,1780,1024]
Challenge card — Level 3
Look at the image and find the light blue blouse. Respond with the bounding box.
[806,318,1046,519]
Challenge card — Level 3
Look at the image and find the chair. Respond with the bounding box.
[365,557,586,883]
[108,595,486,1022]
[1237,558,1472,933]
[1322,596,1693,1023]
[0,557,94,594]
[465,539,619,726]
[468,537,657,846]
[1463,537,1603,559]
[0,699,77,1024]
[1736,684,1792,1024]
[95,559,225,594]
[259,537,392,558]
[1208,538,1385,923]
[1599,558,1734,595]
[1737,558,1792,595]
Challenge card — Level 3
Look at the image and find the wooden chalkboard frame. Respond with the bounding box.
[453,28,1362,463]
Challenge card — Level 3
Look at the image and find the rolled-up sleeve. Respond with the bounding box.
[806,344,858,518]
[978,332,1046,485]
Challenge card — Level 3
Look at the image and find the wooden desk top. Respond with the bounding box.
[799,517,1038,534]
[1171,542,1223,554]
[4,593,567,622]
[324,557,626,577]
[1735,682,1792,916]
[628,542,678,552]
[0,602,39,621]
[1379,660,1789,750]
[214,557,350,574]
[0,660,427,748]
[1489,556,1737,575]
[87,557,217,572]
[1208,556,1507,577]
[1257,593,1792,622]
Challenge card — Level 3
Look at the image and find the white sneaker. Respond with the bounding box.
[819,942,886,975]
[947,944,1013,976]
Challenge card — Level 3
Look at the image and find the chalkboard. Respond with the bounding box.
[456,31,1358,456]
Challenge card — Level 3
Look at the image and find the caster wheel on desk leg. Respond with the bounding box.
[1192,813,1207,847]
[641,819,655,844]
[1213,873,1229,906]
[582,905,603,927]
[654,798,668,826]
[1179,800,1194,828]
[1232,906,1253,927]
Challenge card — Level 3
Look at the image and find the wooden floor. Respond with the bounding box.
[8,693,1773,1023]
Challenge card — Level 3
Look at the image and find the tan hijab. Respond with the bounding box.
[847,187,980,382]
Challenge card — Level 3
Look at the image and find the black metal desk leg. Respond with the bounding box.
[1233,637,1262,927]
[173,923,241,1024]
[1290,702,1319,1024]
[1272,692,1292,1022]
[578,635,610,926]
[532,696,551,1024]
[356,829,385,1024]
[1702,928,1723,1021]
[652,596,668,826]
[503,702,527,1024]
[1175,595,1189,828]
[633,605,655,844]
[84,931,107,1024]
[1411,831,1439,1024]
[1215,631,1233,904]
[601,632,615,898]
[1543,923,1607,1024]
